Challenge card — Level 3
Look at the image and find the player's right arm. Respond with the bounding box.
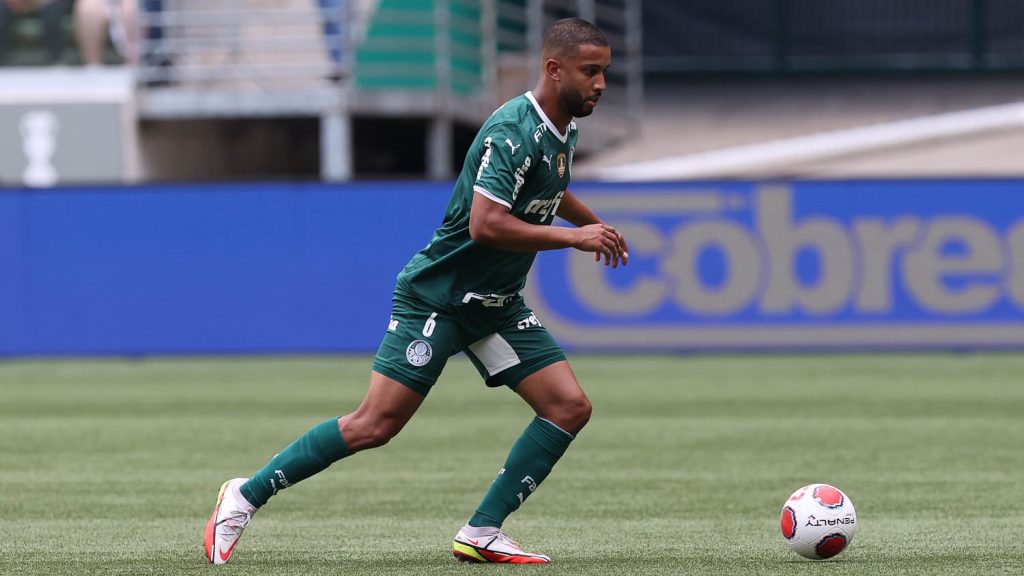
[469,191,625,266]
[468,121,627,266]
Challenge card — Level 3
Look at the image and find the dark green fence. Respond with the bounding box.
[644,0,1024,74]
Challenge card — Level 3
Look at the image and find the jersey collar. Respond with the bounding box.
[525,91,569,144]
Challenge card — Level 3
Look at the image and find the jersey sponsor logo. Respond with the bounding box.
[406,340,433,366]
[516,313,542,330]
[462,292,517,307]
[541,154,552,170]
[524,190,564,222]
[512,156,532,201]
[505,138,521,155]
[517,475,538,505]
[533,123,547,143]
[556,153,567,178]
[476,136,494,181]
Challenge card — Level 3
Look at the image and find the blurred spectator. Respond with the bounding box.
[0,0,69,65]
[74,0,137,66]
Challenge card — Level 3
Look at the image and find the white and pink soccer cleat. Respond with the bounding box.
[204,478,256,564]
[452,527,551,564]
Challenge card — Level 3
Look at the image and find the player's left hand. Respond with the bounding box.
[593,229,629,268]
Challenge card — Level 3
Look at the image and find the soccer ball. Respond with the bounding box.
[780,483,857,560]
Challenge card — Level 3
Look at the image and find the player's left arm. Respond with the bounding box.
[556,188,601,226]
[557,188,629,265]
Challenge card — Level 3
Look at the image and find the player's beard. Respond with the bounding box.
[559,86,595,118]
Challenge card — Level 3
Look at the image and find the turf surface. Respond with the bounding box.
[1,354,1022,575]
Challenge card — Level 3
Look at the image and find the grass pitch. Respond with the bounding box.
[1,354,1022,576]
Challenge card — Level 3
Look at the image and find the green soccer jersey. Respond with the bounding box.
[395,91,579,309]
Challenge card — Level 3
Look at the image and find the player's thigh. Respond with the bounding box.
[371,298,461,396]
[462,305,566,390]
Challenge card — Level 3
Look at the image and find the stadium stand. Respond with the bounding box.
[575,1,1024,180]
[0,0,642,184]
[133,0,639,182]
[5,1,1022,184]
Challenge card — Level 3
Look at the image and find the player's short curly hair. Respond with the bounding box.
[542,18,608,58]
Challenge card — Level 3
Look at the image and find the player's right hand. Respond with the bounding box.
[572,223,629,268]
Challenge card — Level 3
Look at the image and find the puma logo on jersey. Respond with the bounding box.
[541,155,552,170]
[505,139,521,155]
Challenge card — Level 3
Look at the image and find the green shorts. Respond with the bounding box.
[371,293,566,396]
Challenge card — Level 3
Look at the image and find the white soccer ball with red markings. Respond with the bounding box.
[780,483,857,560]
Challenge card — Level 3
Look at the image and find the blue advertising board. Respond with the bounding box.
[0,182,449,356]
[530,180,1024,350]
[1,179,1023,356]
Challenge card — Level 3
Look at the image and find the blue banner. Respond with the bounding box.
[0,182,449,356]
[528,180,1024,350]
[2,180,1024,356]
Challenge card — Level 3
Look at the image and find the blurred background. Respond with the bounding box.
[2,0,1024,356]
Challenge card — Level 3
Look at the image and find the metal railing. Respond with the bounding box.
[136,0,350,89]
[131,0,642,178]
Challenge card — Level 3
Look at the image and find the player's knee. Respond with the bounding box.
[550,393,591,434]
[571,394,593,430]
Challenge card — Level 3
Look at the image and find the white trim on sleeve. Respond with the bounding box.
[473,185,513,209]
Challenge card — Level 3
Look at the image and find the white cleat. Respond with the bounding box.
[204,478,256,564]
[452,527,551,564]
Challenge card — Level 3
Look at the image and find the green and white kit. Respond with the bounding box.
[374,92,579,394]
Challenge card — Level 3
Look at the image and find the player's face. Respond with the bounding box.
[558,44,611,118]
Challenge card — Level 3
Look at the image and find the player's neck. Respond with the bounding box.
[530,86,572,134]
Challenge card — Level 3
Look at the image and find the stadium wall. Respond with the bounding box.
[2,180,1024,356]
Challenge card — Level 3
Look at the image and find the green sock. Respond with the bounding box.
[239,417,350,508]
[468,417,575,528]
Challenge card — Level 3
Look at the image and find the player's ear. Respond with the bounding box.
[544,58,562,81]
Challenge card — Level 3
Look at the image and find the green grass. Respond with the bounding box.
[1,354,1023,575]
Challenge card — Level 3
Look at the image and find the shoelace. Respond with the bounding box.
[218,509,252,533]
[494,532,522,550]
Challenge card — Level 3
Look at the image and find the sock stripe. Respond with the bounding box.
[538,417,575,440]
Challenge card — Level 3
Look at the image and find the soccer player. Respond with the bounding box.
[205,17,627,565]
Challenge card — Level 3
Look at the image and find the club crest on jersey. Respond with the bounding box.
[556,153,567,177]
[406,340,432,367]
